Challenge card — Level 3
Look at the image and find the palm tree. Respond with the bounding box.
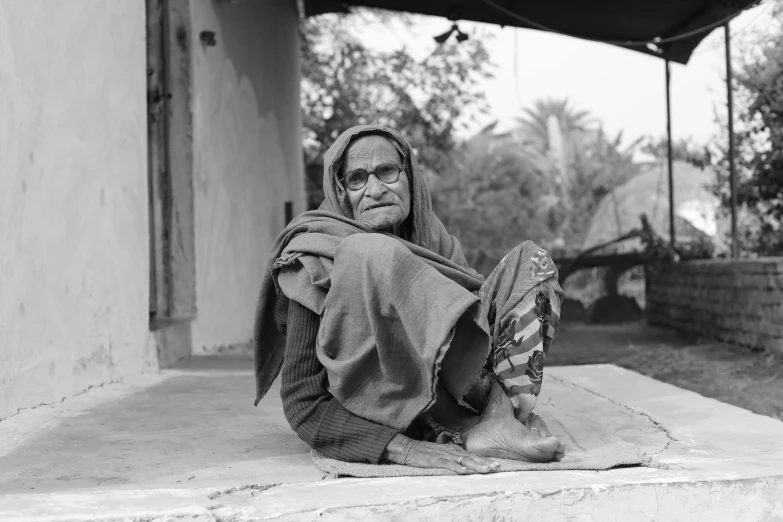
[515,98,595,153]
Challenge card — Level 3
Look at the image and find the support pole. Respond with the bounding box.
[665,59,676,247]
[725,22,739,259]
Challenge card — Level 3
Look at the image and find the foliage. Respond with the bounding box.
[515,98,595,154]
[708,1,783,255]
[429,123,558,263]
[429,99,641,266]
[639,135,710,168]
[299,9,494,209]
[511,98,640,247]
[564,128,641,245]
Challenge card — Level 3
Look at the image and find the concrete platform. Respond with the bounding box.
[0,355,782,521]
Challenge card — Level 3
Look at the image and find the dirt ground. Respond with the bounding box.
[550,321,783,421]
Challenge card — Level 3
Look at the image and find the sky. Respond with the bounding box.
[355,1,774,147]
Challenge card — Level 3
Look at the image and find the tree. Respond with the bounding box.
[708,1,783,255]
[511,98,640,247]
[565,128,641,245]
[515,98,595,154]
[429,112,640,267]
[300,9,494,209]
[429,123,558,264]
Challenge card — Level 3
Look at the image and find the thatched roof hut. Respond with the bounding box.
[583,160,720,252]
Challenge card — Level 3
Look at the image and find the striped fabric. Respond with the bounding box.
[477,243,562,422]
[492,282,561,420]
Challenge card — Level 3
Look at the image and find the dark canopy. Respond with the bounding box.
[305,0,760,64]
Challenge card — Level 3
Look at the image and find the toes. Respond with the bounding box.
[521,436,563,462]
[532,436,561,452]
[553,441,567,461]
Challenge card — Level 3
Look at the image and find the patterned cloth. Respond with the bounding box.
[479,245,563,421]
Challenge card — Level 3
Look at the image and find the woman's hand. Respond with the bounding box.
[382,434,500,474]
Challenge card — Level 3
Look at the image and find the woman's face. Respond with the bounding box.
[341,135,411,234]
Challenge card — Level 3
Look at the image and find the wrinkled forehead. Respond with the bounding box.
[335,133,407,175]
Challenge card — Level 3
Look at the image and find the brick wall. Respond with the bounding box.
[646,258,783,354]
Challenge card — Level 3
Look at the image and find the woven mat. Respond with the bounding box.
[312,376,652,478]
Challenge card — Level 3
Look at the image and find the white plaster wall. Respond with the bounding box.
[190,0,305,353]
[0,1,155,419]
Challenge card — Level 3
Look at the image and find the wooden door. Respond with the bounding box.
[146,0,196,365]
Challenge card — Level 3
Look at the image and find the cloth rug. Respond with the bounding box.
[311,375,653,478]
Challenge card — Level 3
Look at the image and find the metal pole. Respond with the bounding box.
[725,22,739,259]
[665,59,676,247]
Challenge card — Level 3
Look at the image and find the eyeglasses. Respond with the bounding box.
[342,164,404,191]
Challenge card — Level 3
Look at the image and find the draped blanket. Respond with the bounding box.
[253,125,484,406]
[252,211,486,409]
[282,231,492,428]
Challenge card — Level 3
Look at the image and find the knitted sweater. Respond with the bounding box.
[279,299,399,463]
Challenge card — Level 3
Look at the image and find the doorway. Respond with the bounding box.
[146,0,197,366]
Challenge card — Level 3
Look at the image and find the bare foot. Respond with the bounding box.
[463,382,566,462]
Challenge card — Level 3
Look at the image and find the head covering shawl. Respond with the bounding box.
[253,124,482,405]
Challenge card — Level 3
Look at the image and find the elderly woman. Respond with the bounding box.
[254,125,566,474]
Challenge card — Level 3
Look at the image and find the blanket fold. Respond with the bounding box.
[315,234,491,429]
